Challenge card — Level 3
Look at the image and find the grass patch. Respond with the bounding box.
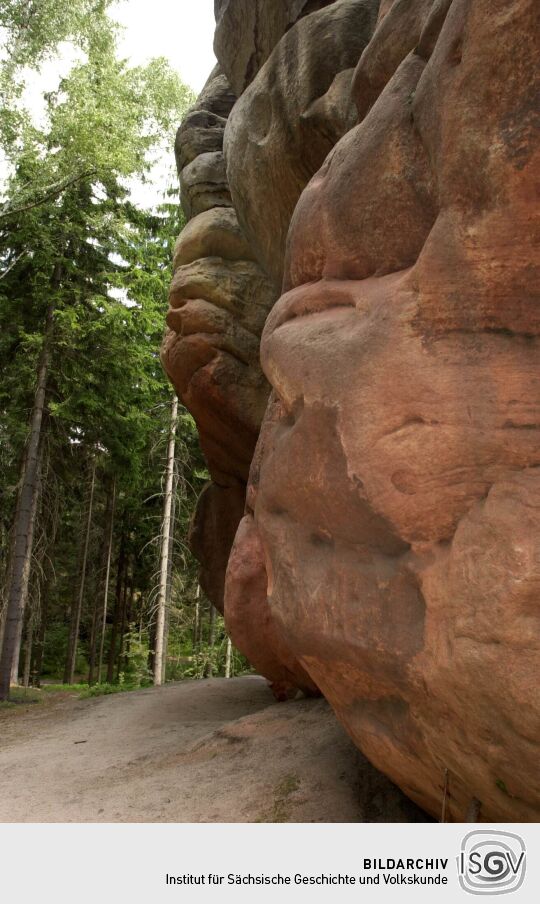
[0,687,43,709]
[1,677,174,711]
[0,681,144,709]
[79,682,134,698]
[42,683,88,693]
[43,681,149,698]
[78,679,153,698]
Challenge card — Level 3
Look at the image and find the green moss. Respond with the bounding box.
[257,774,301,823]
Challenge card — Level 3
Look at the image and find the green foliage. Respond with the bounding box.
[119,629,153,688]
[0,1,252,696]
[0,1,194,220]
[0,0,115,70]
[164,610,252,681]
[0,1,194,532]
[0,1,118,175]
[41,625,88,678]
[78,682,138,698]
[41,683,88,693]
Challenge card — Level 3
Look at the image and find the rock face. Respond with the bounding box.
[214,0,337,98]
[224,0,380,286]
[165,0,540,822]
[162,2,379,617]
[162,67,276,611]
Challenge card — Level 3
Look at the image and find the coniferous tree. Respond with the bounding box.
[0,5,196,699]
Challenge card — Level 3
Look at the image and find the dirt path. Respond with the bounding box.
[0,677,427,822]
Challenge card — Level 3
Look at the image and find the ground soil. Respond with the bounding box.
[0,676,428,822]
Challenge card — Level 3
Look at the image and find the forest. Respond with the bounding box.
[0,0,242,703]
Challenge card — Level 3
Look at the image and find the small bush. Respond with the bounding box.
[121,628,153,687]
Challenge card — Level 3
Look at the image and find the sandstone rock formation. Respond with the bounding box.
[224,0,380,286]
[214,0,336,98]
[165,0,540,822]
[162,1,380,614]
[162,67,275,611]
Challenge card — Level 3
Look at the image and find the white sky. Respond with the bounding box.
[113,0,216,94]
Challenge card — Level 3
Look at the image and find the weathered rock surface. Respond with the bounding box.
[351,0,435,117]
[224,0,380,285]
[224,0,540,821]
[179,151,232,220]
[226,514,320,699]
[174,66,236,172]
[164,229,274,486]
[214,0,337,97]
[175,111,226,172]
[166,0,539,821]
[163,68,276,611]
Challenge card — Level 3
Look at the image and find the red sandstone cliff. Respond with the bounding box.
[163,0,540,822]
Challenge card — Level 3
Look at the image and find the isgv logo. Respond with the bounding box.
[458,830,526,895]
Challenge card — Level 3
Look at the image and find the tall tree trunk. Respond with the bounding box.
[31,495,60,688]
[193,583,200,647]
[9,463,42,685]
[0,521,10,650]
[87,596,99,686]
[154,396,178,686]
[89,479,115,684]
[193,586,203,675]
[121,575,135,677]
[161,481,176,684]
[106,531,126,683]
[22,615,33,688]
[0,597,6,659]
[147,620,156,677]
[225,636,233,679]
[31,571,52,688]
[0,295,55,700]
[116,557,130,682]
[96,477,116,683]
[204,603,217,678]
[63,458,96,685]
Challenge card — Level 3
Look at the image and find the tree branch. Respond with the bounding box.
[0,168,98,222]
[0,249,27,280]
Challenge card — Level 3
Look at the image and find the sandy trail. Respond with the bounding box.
[0,676,427,822]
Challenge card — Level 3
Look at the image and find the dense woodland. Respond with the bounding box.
[0,0,243,702]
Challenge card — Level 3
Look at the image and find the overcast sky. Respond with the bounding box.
[113,0,217,93]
